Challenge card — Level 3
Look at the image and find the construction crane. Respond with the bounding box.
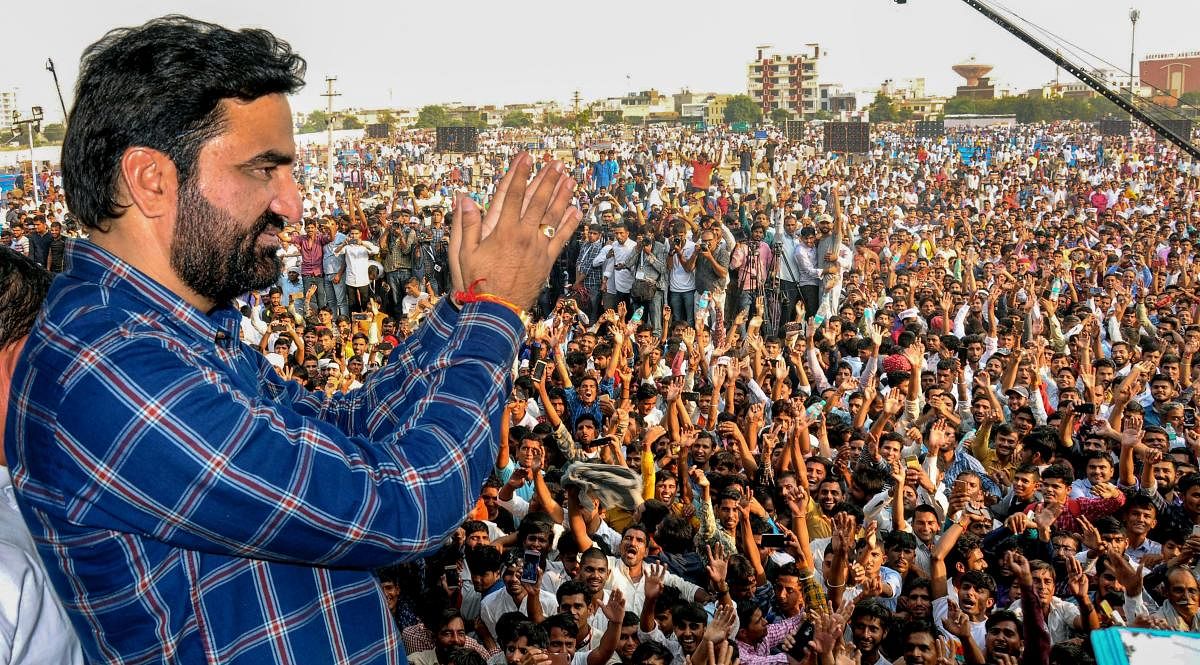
[897,0,1200,161]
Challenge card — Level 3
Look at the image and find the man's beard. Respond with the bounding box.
[171,181,286,306]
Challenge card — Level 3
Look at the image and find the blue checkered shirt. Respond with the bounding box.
[6,240,520,664]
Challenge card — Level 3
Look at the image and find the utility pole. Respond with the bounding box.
[572,89,582,145]
[321,76,340,189]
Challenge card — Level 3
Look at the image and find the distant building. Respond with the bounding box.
[1140,52,1200,97]
[879,78,947,120]
[819,83,856,114]
[601,89,675,124]
[747,45,821,119]
[0,89,17,126]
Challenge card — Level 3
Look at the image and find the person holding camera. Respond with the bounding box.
[334,227,380,313]
[667,220,699,327]
[631,228,667,336]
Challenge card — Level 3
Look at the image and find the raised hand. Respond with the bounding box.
[703,603,736,643]
[706,543,730,586]
[644,562,667,600]
[1065,556,1089,599]
[943,600,971,639]
[602,588,627,622]
[1003,549,1033,586]
[1076,515,1102,550]
[452,155,582,309]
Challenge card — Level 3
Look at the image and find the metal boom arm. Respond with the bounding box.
[957,0,1200,161]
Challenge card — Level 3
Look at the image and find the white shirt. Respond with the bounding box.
[597,239,639,294]
[479,588,559,640]
[337,239,379,287]
[1008,595,1079,643]
[668,241,697,292]
[0,466,85,664]
[603,556,702,616]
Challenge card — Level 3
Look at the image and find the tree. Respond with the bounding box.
[503,111,533,128]
[770,108,792,125]
[457,111,488,129]
[41,123,66,143]
[723,95,762,125]
[299,110,330,133]
[341,116,363,129]
[868,93,899,122]
[376,110,397,128]
[415,105,451,128]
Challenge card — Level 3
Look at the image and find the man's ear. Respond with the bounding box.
[118,147,178,220]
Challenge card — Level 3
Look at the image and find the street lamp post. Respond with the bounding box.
[11,106,45,205]
[1128,8,1139,140]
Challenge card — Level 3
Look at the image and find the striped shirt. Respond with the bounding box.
[6,240,521,665]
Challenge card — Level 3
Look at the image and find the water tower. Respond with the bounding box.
[953,57,997,99]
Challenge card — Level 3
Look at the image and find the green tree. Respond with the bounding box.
[341,116,363,129]
[457,111,488,129]
[41,122,66,143]
[415,105,451,128]
[723,95,762,124]
[376,110,397,128]
[600,110,623,125]
[769,108,792,124]
[299,110,330,133]
[503,111,534,127]
[868,92,899,122]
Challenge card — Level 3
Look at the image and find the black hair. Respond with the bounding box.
[985,609,1023,633]
[850,599,892,629]
[885,530,918,550]
[632,641,674,665]
[960,570,997,597]
[655,515,696,554]
[462,519,489,537]
[671,602,709,626]
[0,246,51,349]
[946,533,983,576]
[448,649,486,665]
[465,544,504,574]
[898,619,940,642]
[541,613,579,639]
[63,15,306,231]
[556,579,592,604]
[505,620,548,649]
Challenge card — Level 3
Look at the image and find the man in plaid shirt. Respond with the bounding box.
[573,224,606,320]
[5,16,581,665]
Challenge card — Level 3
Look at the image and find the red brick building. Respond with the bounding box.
[1140,52,1200,97]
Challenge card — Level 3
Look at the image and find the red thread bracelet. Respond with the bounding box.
[455,279,524,317]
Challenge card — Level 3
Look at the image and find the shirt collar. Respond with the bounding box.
[63,239,244,346]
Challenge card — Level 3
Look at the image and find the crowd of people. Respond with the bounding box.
[7,83,1200,665]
